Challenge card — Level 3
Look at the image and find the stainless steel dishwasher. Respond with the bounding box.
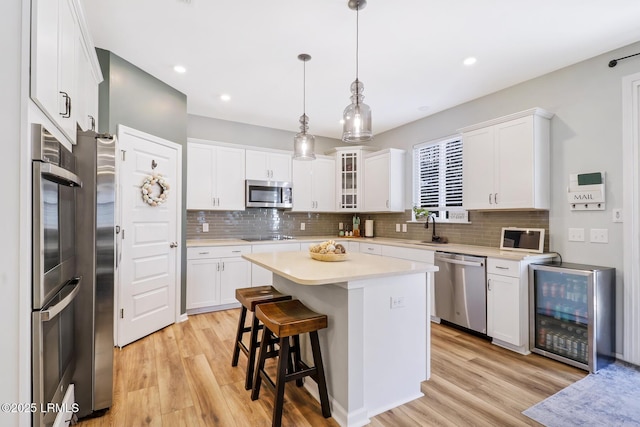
[434,252,487,334]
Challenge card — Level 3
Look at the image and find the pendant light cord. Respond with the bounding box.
[355,1,360,105]
[303,58,308,132]
[356,3,359,80]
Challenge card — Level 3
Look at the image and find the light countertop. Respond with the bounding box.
[242,251,437,286]
[188,236,556,261]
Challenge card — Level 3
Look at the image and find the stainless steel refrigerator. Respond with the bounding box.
[73,130,117,418]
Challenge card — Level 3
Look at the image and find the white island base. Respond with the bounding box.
[243,251,436,427]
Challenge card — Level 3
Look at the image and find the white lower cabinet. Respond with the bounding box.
[187,246,251,312]
[486,258,528,353]
[251,243,301,286]
[358,242,382,255]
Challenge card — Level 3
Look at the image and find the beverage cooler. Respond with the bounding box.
[529,262,615,372]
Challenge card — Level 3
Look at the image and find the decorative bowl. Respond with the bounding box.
[309,252,348,262]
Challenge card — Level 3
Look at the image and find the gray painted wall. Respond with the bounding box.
[372,41,640,355]
[96,49,189,313]
[188,114,343,154]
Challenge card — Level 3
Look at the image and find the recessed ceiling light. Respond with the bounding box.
[220,94,231,102]
[173,65,187,73]
[463,57,477,66]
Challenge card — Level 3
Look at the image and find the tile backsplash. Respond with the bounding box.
[187,209,549,251]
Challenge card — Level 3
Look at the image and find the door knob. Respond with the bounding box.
[170,242,178,248]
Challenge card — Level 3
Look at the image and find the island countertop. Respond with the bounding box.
[242,250,437,286]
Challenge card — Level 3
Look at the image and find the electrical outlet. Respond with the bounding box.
[395,224,401,232]
[202,223,209,232]
[402,224,407,232]
[339,222,344,230]
[300,222,305,231]
[568,228,584,242]
[590,228,608,243]
[390,296,405,309]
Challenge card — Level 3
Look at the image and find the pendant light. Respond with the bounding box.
[293,53,316,161]
[342,0,372,143]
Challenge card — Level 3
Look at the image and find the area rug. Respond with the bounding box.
[523,362,640,426]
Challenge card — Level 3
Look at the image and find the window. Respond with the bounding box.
[413,135,468,222]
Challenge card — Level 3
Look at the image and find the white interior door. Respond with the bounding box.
[116,125,181,347]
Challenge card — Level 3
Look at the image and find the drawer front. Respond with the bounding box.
[381,245,434,263]
[360,243,382,255]
[187,245,251,260]
[487,258,520,277]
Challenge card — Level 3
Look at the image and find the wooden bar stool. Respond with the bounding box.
[251,299,331,427]
[232,286,292,390]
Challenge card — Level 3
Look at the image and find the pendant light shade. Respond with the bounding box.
[293,53,316,161]
[342,0,373,143]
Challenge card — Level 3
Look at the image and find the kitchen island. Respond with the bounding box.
[242,250,438,427]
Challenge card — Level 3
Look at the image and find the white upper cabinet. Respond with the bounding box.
[187,142,246,211]
[461,108,553,210]
[31,0,102,144]
[363,148,405,212]
[292,156,335,212]
[245,150,292,181]
[75,31,100,132]
[331,147,375,212]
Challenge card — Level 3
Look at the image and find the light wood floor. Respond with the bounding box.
[77,309,586,426]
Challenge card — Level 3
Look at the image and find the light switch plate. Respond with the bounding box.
[300,222,305,231]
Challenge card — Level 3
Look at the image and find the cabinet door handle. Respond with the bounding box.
[216,263,220,271]
[494,193,498,204]
[217,197,220,206]
[198,252,210,255]
[231,250,241,253]
[487,279,492,291]
[88,115,95,131]
[60,91,71,118]
[386,200,389,208]
[489,193,493,204]
[495,266,509,270]
[221,262,225,271]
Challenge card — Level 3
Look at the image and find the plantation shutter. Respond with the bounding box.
[415,137,463,209]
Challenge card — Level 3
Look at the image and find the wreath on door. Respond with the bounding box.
[141,173,170,206]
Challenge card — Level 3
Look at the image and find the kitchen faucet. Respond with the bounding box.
[424,212,442,243]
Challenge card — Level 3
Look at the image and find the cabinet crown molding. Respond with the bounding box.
[458,108,554,133]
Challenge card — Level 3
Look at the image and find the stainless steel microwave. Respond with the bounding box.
[246,180,293,208]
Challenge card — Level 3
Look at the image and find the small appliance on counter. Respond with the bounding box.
[364,219,374,237]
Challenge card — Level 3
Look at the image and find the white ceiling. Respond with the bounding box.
[80,0,640,140]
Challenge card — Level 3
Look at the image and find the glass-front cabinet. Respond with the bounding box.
[332,147,374,211]
[529,262,615,372]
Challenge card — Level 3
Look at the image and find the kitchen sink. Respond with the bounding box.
[416,241,448,246]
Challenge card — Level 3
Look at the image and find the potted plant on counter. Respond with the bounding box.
[413,205,429,220]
